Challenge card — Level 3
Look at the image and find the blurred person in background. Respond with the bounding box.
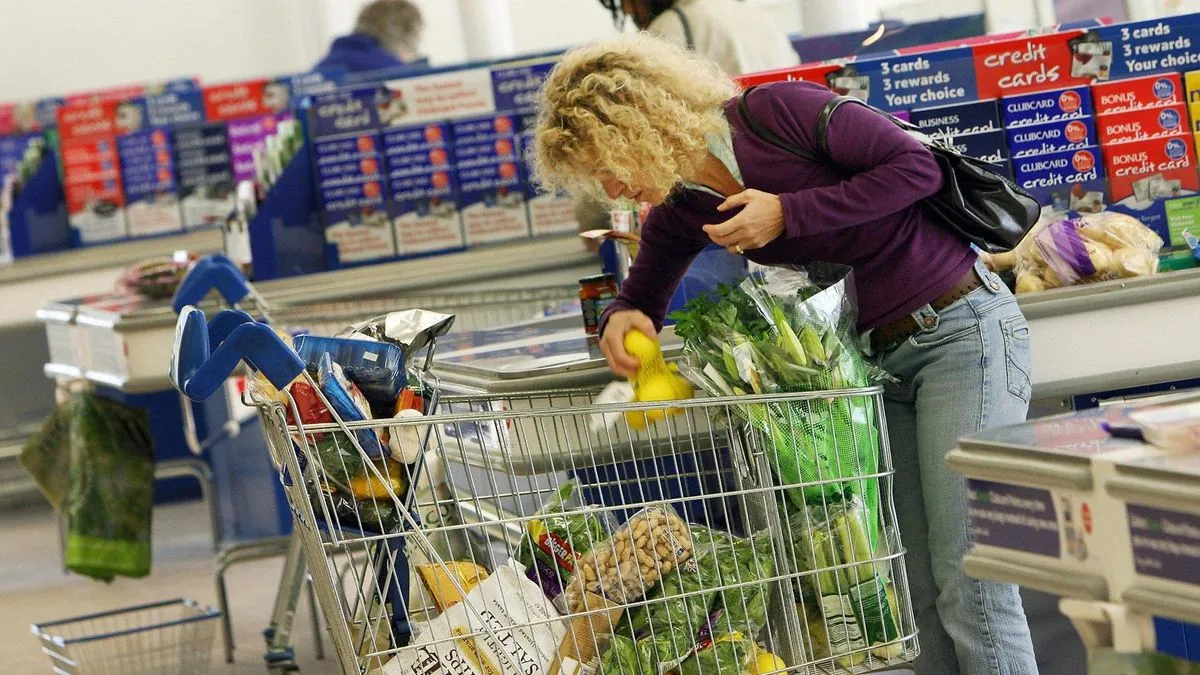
[599,0,799,76]
[314,0,424,75]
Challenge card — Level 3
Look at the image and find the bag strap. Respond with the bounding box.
[736,86,819,162]
[669,6,695,50]
[815,96,857,156]
[737,86,855,162]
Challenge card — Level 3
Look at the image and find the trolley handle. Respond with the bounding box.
[171,255,253,315]
[171,306,304,401]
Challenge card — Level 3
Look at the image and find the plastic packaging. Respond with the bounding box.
[672,264,886,547]
[985,212,1163,293]
[515,482,613,602]
[317,353,384,458]
[295,334,407,403]
[564,506,693,609]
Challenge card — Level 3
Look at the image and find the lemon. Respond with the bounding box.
[752,651,787,674]
[637,375,680,403]
[348,458,407,499]
[624,410,648,431]
[623,329,660,363]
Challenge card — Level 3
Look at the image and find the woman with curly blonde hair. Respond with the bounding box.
[534,35,1038,675]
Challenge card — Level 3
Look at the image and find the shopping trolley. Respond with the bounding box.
[171,301,920,674]
[172,256,580,670]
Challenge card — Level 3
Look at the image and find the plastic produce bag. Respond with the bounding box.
[618,525,727,667]
[706,528,776,638]
[515,481,612,601]
[598,635,655,675]
[787,496,903,665]
[672,264,886,547]
[22,393,155,582]
[677,631,757,675]
[564,506,694,609]
[985,212,1163,294]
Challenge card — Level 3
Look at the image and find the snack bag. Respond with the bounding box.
[380,563,566,675]
[516,482,612,601]
[318,352,384,458]
[564,506,693,610]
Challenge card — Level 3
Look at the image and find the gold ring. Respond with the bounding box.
[734,244,744,255]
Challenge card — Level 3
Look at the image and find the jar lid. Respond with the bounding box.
[579,273,616,284]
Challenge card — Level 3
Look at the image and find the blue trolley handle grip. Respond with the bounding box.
[171,255,253,314]
[172,306,304,401]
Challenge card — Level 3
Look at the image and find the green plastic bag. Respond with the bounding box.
[707,529,776,638]
[23,393,155,582]
[619,525,727,667]
[598,635,656,675]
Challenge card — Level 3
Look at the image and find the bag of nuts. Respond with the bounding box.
[563,506,693,612]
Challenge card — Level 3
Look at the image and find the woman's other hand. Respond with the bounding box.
[703,189,784,254]
[599,310,657,378]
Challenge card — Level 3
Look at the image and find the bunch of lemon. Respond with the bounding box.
[622,331,693,431]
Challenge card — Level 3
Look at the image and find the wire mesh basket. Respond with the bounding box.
[250,375,919,674]
[30,598,219,675]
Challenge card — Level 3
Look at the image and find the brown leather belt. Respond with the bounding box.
[871,268,984,353]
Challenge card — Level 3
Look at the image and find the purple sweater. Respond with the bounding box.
[606,81,976,333]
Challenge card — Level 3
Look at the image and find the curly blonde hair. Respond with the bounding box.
[533,33,737,201]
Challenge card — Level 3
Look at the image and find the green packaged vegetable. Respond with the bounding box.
[672,265,887,549]
[620,525,726,667]
[707,529,776,638]
[515,481,611,600]
[598,635,655,675]
[677,632,756,675]
[312,433,366,486]
[791,496,880,597]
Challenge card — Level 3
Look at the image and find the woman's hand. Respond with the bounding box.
[702,189,785,254]
[599,309,657,378]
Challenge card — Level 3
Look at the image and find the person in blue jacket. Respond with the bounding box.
[314,0,424,76]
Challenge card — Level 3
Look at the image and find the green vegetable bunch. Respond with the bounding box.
[672,266,886,547]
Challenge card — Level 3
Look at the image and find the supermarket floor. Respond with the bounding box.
[0,499,334,674]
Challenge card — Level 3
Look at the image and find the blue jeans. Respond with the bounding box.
[877,260,1038,675]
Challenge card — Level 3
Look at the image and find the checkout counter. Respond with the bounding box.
[0,230,223,502]
[950,397,1200,665]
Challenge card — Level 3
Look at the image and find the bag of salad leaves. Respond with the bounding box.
[677,631,757,675]
[515,481,612,601]
[706,528,776,638]
[598,635,656,675]
[616,525,727,668]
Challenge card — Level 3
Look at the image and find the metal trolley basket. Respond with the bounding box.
[172,306,918,675]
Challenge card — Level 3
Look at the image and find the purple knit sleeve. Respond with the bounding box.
[599,207,707,335]
[763,86,944,236]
